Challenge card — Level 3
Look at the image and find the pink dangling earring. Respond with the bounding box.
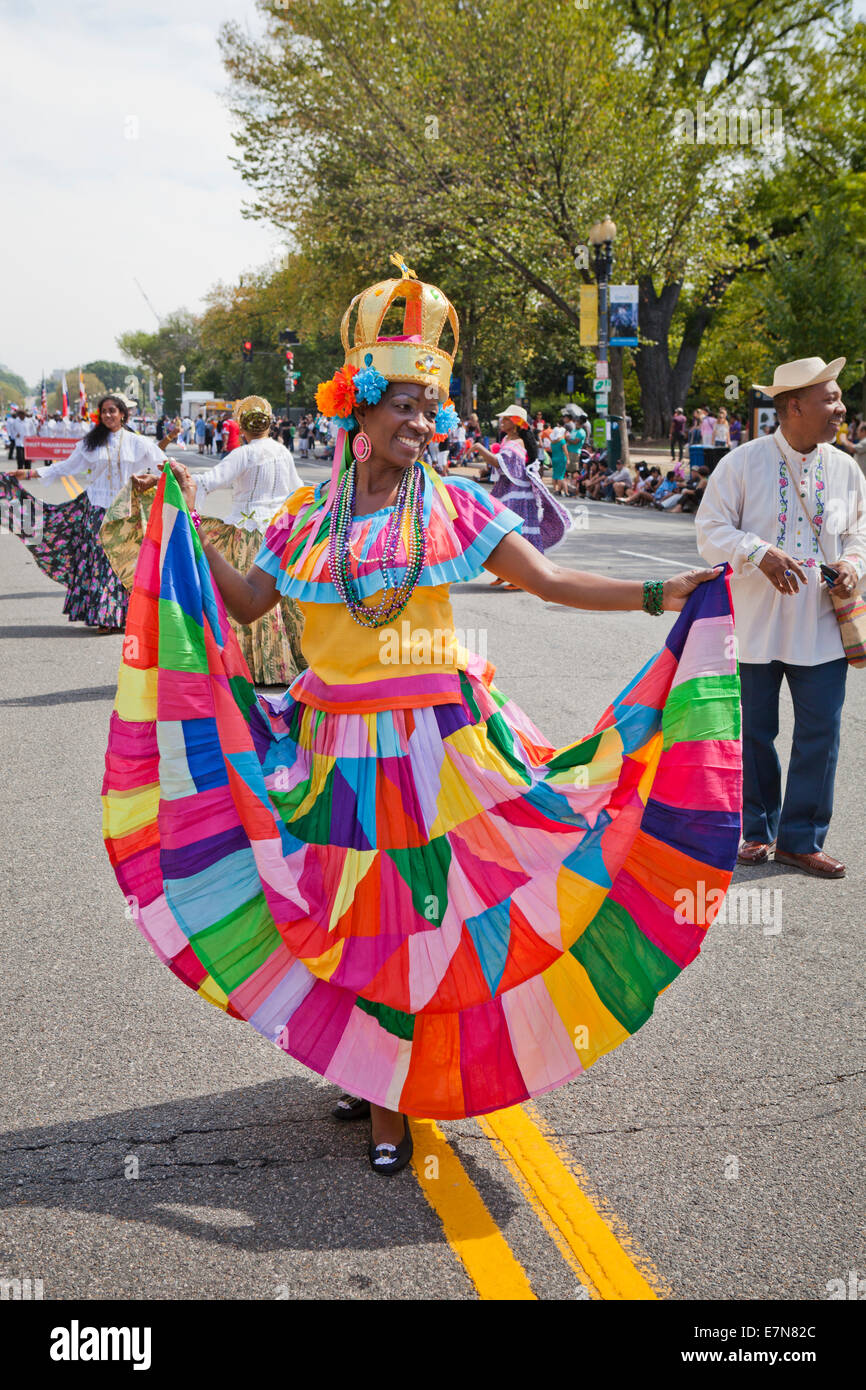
[352,430,372,463]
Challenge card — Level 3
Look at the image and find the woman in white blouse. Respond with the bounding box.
[106,395,307,685]
[2,394,171,633]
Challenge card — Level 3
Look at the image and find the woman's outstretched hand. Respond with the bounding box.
[131,472,160,492]
[167,460,198,512]
[663,566,722,611]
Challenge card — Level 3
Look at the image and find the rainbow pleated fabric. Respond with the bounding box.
[102,469,743,1120]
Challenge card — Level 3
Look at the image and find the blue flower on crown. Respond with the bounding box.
[435,400,459,434]
[354,354,389,405]
[334,413,356,430]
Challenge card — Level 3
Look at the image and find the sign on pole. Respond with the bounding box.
[608,286,639,346]
[592,418,607,448]
[593,378,611,394]
[579,285,598,346]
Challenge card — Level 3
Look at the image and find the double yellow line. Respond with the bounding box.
[59,476,83,498]
[410,1103,663,1301]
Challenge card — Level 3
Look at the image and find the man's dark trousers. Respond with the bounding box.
[740,657,848,853]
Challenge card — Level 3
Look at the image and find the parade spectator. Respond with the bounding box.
[713,408,732,448]
[671,465,709,512]
[670,407,688,460]
[195,414,206,452]
[652,470,679,507]
[730,413,743,446]
[222,413,240,454]
[688,409,705,446]
[624,465,661,505]
[214,418,224,456]
[700,407,716,445]
[549,425,569,494]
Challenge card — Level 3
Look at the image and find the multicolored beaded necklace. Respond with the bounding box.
[328,460,427,628]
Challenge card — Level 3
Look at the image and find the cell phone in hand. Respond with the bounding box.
[820,563,839,586]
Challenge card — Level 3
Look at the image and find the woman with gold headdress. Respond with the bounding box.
[101,395,306,685]
[103,255,742,1178]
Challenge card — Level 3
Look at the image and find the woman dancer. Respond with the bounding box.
[1,394,171,633]
[101,396,306,686]
[471,406,571,589]
[103,257,742,1177]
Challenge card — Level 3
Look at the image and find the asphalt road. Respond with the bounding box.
[0,453,863,1303]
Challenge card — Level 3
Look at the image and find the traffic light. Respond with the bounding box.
[242,340,253,362]
[285,350,294,366]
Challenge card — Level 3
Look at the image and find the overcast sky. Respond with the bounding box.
[1,0,280,386]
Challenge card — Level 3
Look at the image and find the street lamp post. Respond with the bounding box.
[179,364,186,420]
[588,217,619,458]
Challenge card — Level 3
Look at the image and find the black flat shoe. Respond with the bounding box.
[331,1094,371,1122]
[368,1115,413,1176]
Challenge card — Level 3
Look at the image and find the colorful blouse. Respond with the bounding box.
[254,468,522,713]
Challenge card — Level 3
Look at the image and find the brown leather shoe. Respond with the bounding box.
[773,848,846,878]
[737,840,774,865]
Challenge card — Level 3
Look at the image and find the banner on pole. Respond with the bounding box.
[579,285,598,346]
[608,286,639,346]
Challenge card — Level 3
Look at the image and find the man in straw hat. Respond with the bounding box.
[697,356,866,877]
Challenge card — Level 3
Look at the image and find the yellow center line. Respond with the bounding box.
[59,475,83,498]
[478,1103,663,1300]
[409,1117,536,1301]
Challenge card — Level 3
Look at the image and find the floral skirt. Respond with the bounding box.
[100,481,306,686]
[103,470,742,1120]
[0,474,128,628]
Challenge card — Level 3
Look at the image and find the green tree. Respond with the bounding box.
[219,0,858,439]
[82,360,131,392]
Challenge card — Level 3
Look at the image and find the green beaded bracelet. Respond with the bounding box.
[642,578,664,615]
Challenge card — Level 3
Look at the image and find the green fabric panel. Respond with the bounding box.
[458,669,482,722]
[662,673,741,750]
[485,710,532,780]
[570,898,680,1034]
[280,761,335,842]
[193,893,283,995]
[545,731,602,773]
[229,674,258,722]
[157,597,207,673]
[287,513,330,568]
[356,994,416,1040]
[387,835,452,924]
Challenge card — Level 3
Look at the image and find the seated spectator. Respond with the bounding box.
[671,465,710,513]
[625,465,661,505]
[652,470,680,508]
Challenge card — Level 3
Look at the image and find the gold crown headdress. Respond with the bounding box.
[316,254,460,421]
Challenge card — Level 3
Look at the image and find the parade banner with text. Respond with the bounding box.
[23,438,78,461]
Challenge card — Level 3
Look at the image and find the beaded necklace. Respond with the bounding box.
[328,461,427,628]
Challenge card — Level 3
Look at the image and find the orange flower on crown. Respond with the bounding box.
[315,364,358,419]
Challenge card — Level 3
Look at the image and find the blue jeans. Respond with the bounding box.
[740,658,848,853]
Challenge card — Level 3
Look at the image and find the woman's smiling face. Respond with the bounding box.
[355,382,439,467]
[100,400,124,431]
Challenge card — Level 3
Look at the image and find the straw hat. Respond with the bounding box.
[753,356,845,397]
[496,405,530,426]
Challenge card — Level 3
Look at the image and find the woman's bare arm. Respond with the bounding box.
[484,530,717,612]
[162,458,281,622]
[199,545,280,624]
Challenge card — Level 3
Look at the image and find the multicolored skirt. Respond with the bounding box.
[0,473,127,628]
[103,469,742,1120]
[100,482,306,687]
